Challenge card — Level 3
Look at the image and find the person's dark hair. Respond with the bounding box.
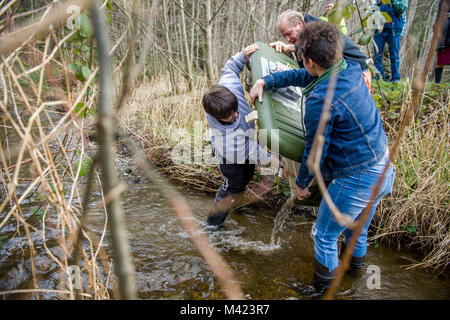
[298,20,343,69]
[202,85,238,120]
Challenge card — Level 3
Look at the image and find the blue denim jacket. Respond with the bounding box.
[263,60,388,189]
[377,0,406,36]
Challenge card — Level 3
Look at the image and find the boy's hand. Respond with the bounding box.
[270,156,294,180]
[296,186,311,201]
[269,41,295,53]
[244,44,260,59]
[249,78,266,104]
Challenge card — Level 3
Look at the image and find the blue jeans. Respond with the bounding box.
[373,29,402,82]
[312,150,395,271]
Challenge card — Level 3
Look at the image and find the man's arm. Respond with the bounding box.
[296,94,334,190]
[268,41,296,54]
[249,69,315,104]
[263,68,315,89]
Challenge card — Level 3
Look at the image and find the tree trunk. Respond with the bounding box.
[399,0,418,74]
[204,0,214,82]
[162,0,178,93]
[180,0,194,91]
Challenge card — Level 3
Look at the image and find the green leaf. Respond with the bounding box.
[406,225,417,235]
[358,33,372,45]
[31,207,44,220]
[75,159,88,177]
[105,11,112,23]
[74,102,87,118]
[381,11,392,23]
[84,154,93,167]
[347,5,356,14]
[68,64,79,72]
[362,16,368,27]
[80,13,94,38]
[81,66,92,81]
[342,7,351,20]
[74,153,93,177]
[106,0,114,12]
[0,235,9,250]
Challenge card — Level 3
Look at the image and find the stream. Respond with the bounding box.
[0,136,449,300]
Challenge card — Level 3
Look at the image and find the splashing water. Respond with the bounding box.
[270,196,296,246]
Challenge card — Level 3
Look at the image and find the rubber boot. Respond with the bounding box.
[207,207,229,226]
[435,67,443,84]
[207,190,234,226]
[313,259,335,292]
[340,242,365,270]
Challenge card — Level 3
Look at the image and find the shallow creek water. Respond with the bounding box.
[0,142,449,300]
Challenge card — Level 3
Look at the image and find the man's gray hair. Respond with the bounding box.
[277,9,305,27]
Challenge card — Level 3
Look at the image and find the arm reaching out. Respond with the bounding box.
[249,78,266,105]
[268,41,296,54]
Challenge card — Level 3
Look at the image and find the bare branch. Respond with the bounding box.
[90,3,136,300]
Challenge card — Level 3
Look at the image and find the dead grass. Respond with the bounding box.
[373,90,449,272]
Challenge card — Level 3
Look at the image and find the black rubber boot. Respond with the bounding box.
[340,242,365,270]
[435,67,443,84]
[313,259,335,292]
[207,190,233,226]
[207,209,229,226]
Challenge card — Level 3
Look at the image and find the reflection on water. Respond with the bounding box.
[0,151,449,300]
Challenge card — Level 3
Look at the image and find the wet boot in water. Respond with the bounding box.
[207,200,232,226]
[313,259,336,292]
[340,242,365,271]
[207,189,234,226]
[207,188,263,226]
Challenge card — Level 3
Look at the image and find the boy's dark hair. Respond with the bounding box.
[202,85,238,120]
[298,20,343,69]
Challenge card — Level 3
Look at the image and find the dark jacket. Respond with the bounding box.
[438,16,450,50]
[262,60,388,189]
[377,0,407,35]
[295,14,368,71]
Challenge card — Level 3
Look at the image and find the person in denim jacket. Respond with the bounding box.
[250,21,395,292]
[373,0,408,82]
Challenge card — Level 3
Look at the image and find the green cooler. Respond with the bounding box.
[249,42,322,206]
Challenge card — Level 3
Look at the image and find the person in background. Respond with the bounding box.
[250,21,395,292]
[269,9,372,91]
[319,1,348,35]
[435,12,450,83]
[373,0,408,82]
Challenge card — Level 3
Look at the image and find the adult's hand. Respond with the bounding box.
[268,41,295,53]
[296,186,311,201]
[249,78,266,104]
[244,44,260,59]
